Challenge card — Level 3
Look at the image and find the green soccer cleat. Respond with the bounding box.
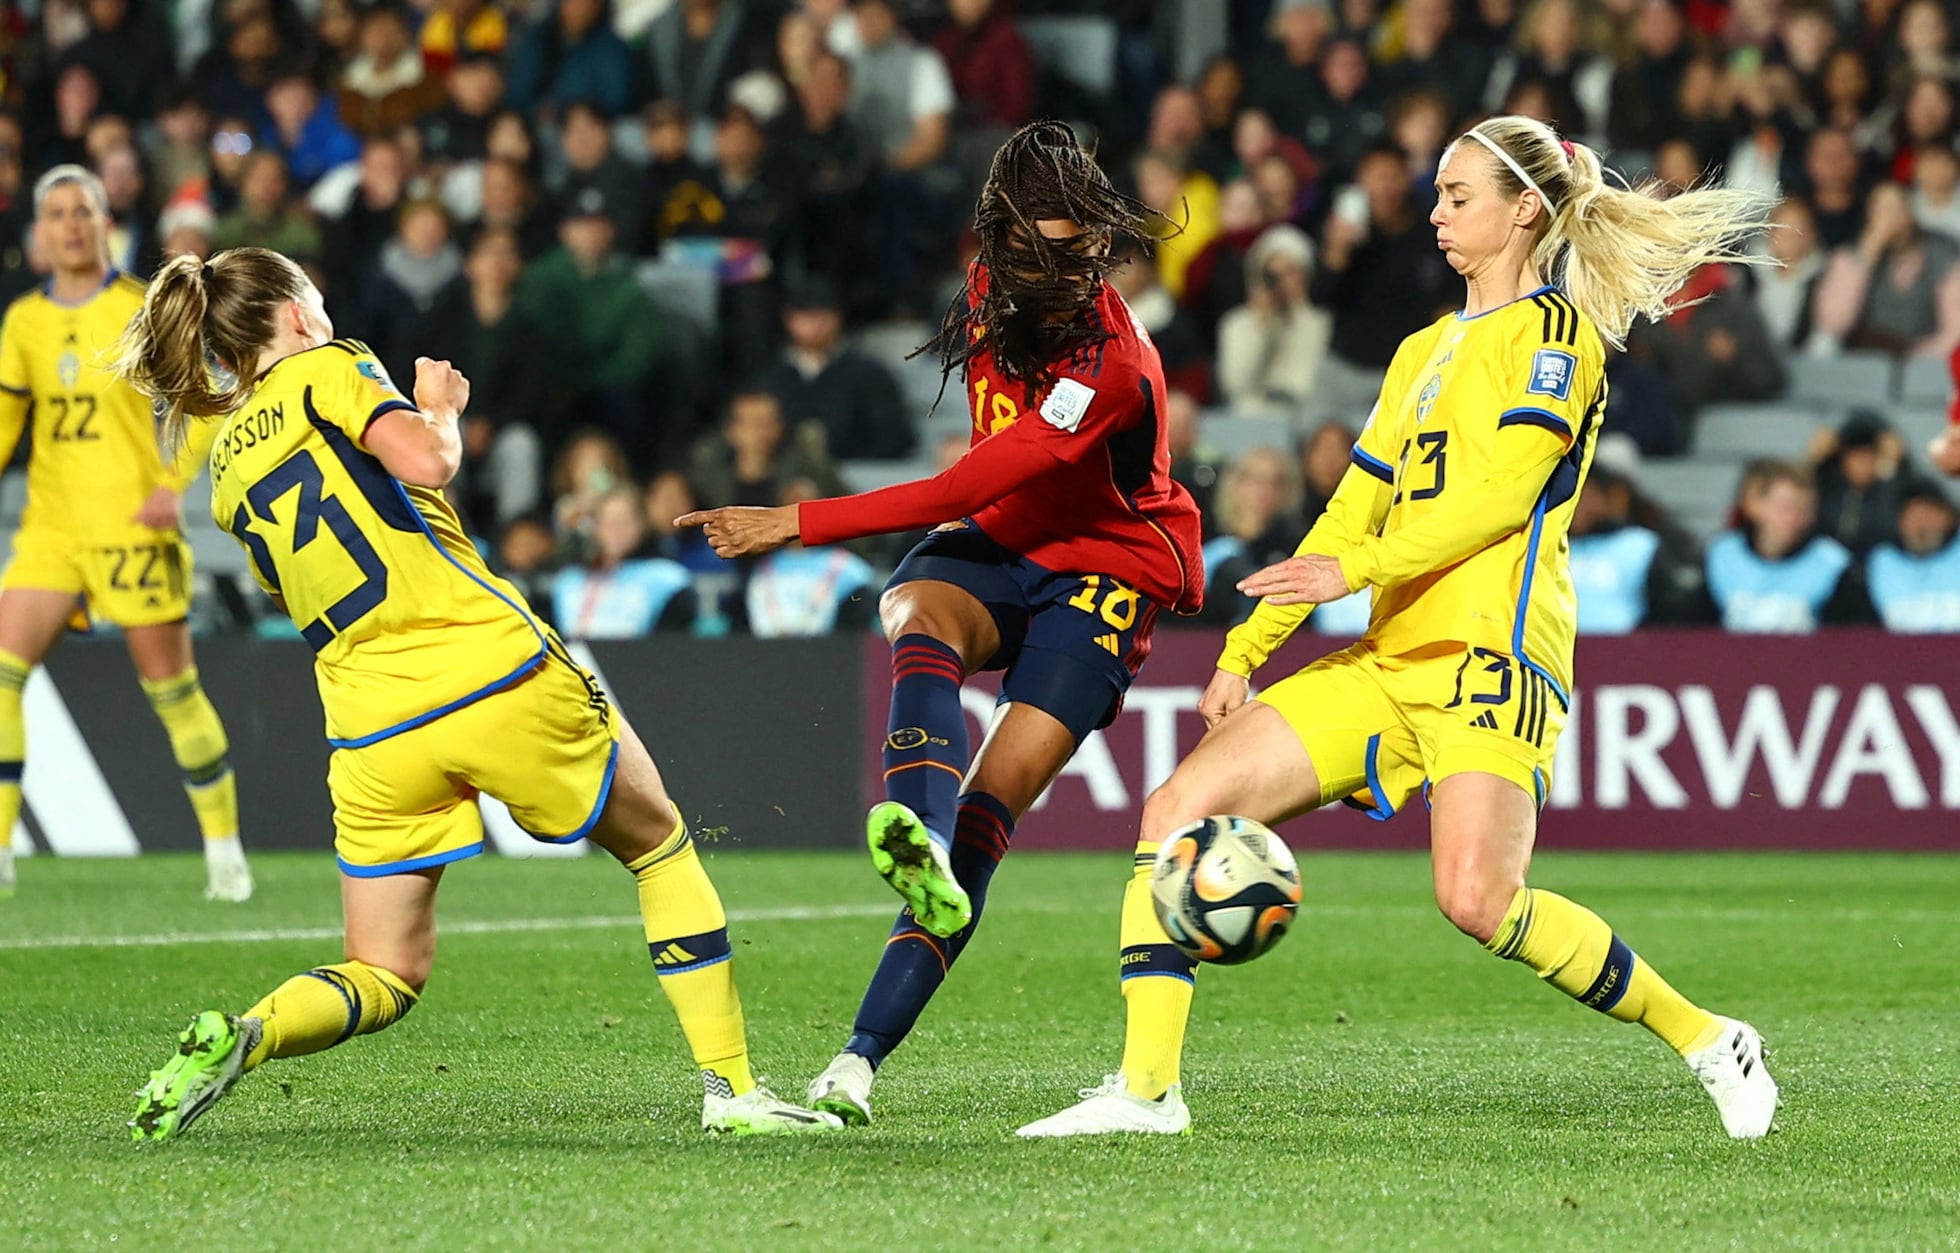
[702,1085,843,1135]
[130,1011,259,1142]
[866,800,972,938]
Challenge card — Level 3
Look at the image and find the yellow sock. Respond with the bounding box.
[242,960,420,1069]
[0,649,28,841]
[141,668,239,843]
[628,808,754,1098]
[1117,841,1198,1100]
[1488,888,1721,1055]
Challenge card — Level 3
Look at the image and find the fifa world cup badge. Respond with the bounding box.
[58,351,79,389]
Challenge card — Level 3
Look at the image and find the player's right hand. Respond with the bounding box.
[1197,668,1250,729]
[414,356,470,418]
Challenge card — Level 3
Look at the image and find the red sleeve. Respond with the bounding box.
[1949,339,1960,426]
[798,358,1139,546]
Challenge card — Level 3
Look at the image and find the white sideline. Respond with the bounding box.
[0,902,897,951]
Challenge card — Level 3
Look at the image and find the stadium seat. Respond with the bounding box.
[839,457,936,493]
[185,515,251,577]
[1199,412,1295,462]
[0,469,24,527]
[635,262,719,339]
[1897,355,1951,409]
[1018,15,1119,97]
[854,320,934,368]
[1784,352,1892,410]
[1887,406,1949,467]
[1638,458,1741,540]
[1691,404,1815,461]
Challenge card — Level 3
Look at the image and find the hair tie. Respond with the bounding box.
[1558,139,1576,162]
[200,260,214,280]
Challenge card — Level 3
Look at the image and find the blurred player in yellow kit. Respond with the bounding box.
[117,246,836,1139]
[0,166,249,900]
[1021,117,1784,1141]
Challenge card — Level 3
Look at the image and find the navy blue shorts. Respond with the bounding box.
[887,520,1161,741]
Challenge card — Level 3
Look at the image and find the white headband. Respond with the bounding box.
[1462,128,1552,204]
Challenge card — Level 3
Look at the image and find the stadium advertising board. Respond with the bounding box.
[20,637,864,858]
[863,630,1960,852]
[17,631,1959,857]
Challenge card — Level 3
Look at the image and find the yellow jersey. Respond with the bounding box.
[1221,285,1606,702]
[0,271,210,539]
[208,338,549,747]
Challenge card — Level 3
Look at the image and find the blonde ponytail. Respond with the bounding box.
[116,247,309,453]
[1456,116,1774,347]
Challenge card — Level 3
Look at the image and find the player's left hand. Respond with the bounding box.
[1238,554,1351,606]
[675,504,800,558]
[1931,427,1960,476]
[132,485,183,531]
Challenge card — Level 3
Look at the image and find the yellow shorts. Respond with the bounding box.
[1256,640,1566,821]
[0,527,193,628]
[330,645,622,876]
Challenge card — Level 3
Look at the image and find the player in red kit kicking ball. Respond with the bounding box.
[680,120,1203,1125]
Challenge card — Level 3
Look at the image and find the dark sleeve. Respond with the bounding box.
[852,355,918,459]
[1644,531,1715,626]
[1823,558,1877,626]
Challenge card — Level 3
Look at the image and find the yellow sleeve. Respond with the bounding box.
[161,412,221,491]
[1335,425,1569,591]
[312,339,416,445]
[1216,461,1393,677]
[0,304,32,468]
[1336,310,1600,591]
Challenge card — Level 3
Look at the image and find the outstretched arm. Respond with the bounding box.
[681,368,1133,558]
[680,421,1069,558]
[1214,458,1392,678]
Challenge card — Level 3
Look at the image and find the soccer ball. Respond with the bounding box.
[1151,816,1302,965]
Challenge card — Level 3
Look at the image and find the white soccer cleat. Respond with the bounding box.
[701,1083,841,1135]
[203,838,253,903]
[807,1051,875,1127]
[1685,1016,1778,1139]
[1015,1073,1191,1138]
[0,843,14,897]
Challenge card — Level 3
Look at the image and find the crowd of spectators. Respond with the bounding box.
[4,0,1960,636]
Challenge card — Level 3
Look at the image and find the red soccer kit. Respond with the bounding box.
[798,265,1205,614]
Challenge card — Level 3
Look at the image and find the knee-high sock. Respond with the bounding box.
[140,669,238,844]
[631,809,754,1098]
[882,634,968,848]
[1487,887,1723,1055]
[1118,840,1197,1100]
[0,649,28,853]
[844,791,1014,1066]
[242,960,419,1069]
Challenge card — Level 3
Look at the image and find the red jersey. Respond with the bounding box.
[798,265,1205,613]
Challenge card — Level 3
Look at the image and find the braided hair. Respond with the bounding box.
[918,120,1164,395]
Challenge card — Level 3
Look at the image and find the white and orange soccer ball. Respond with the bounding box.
[1151,816,1302,965]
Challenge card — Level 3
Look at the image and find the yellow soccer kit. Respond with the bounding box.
[1220,286,1606,812]
[0,272,215,627]
[207,338,618,874]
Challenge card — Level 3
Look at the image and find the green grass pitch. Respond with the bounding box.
[2,849,1957,1249]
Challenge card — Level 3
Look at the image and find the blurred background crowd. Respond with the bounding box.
[4,0,1960,639]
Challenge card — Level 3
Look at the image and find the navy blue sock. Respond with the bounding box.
[882,634,969,849]
[844,791,1016,1066]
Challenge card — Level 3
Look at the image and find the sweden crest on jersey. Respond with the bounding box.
[1416,373,1441,423]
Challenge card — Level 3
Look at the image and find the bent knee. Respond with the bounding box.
[1140,781,1209,843]
[1433,876,1518,946]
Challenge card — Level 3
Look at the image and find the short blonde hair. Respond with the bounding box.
[1449,115,1774,346]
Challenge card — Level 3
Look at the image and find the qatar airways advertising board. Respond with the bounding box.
[863,630,1960,851]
